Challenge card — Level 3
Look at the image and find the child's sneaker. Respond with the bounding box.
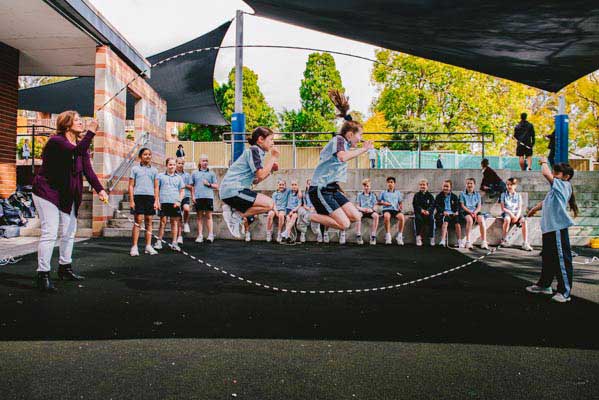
[356,235,364,245]
[551,293,571,303]
[339,231,346,245]
[300,232,306,243]
[171,243,181,252]
[416,236,423,247]
[195,236,203,243]
[144,245,158,255]
[154,240,163,250]
[439,239,446,247]
[500,238,509,247]
[480,240,489,250]
[396,233,404,246]
[130,246,139,257]
[370,235,376,245]
[277,233,282,243]
[266,231,272,243]
[525,285,553,295]
[522,242,533,251]
[177,236,183,244]
[465,240,473,249]
[385,233,392,245]
[207,233,214,243]
[429,238,435,246]
[183,223,191,233]
[222,204,241,239]
[323,232,330,243]
[317,231,323,243]
[245,231,251,242]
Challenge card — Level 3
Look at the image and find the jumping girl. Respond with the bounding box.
[219,127,279,239]
[526,159,578,303]
[129,148,158,256]
[305,90,373,234]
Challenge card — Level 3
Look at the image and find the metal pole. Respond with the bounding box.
[31,125,36,175]
[292,133,296,169]
[417,133,422,168]
[231,10,245,162]
[481,132,485,160]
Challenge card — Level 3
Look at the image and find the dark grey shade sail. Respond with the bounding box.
[18,21,231,125]
[245,0,599,92]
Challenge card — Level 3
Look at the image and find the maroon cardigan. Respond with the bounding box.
[32,131,104,216]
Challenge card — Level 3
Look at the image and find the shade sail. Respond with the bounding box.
[245,0,599,92]
[18,21,231,125]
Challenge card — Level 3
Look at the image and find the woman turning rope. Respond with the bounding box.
[32,111,108,292]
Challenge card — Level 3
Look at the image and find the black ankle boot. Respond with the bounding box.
[36,272,58,293]
[57,264,85,281]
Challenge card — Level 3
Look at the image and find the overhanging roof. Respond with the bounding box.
[245,0,599,92]
[18,22,231,126]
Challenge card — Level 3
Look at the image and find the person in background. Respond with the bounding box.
[500,177,532,251]
[368,146,378,169]
[436,154,444,169]
[355,178,379,245]
[22,139,31,161]
[175,157,193,244]
[281,180,302,243]
[434,179,462,247]
[266,179,290,243]
[176,144,185,158]
[153,158,185,252]
[459,177,488,250]
[514,112,535,171]
[480,158,506,198]
[128,148,158,257]
[546,130,555,167]
[412,179,436,246]
[191,155,218,243]
[378,176,405,245]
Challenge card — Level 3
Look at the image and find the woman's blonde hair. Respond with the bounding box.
[56,110,79,136]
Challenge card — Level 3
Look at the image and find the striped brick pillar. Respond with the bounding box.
[92,46,166,236]
[0,42,19,198]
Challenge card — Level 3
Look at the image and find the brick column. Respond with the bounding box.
[0,42,19,198]
[92,46,166,236]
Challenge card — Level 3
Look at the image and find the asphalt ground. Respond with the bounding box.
[0,238,597,399]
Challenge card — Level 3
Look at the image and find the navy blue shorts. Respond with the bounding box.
[195,198,214,212]
[181,197,191,207]
[160,203,182,218]
[308,185,349,216]
[436,213,463,224]
[221,189,257,213]
[383,210,400,218]
[131,195,155,216]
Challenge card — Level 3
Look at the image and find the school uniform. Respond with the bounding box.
[272,189,291,212]
[130,164,158,216]
[435,192,461,224]
[413,191,435,238]
[308,135,351,215]
[219,145,265,213]
[191,168,217,212]
[459,191,486,220]
[176,171,192,206]
[537,179,575,297]
[157,172,184,217]
[379,189,402,217]
[357,192,378,218]
[286,191,301,214]
[500,191,523,224]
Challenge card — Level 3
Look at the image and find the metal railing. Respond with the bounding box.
[105,132,149,192]
[223,131,494,169]
[16,124,56,174]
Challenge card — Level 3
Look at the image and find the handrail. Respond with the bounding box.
[105,132,149,193]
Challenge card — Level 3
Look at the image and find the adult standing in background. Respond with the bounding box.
[32,111,108,292]
[176,144,185,158]
[367,146,378,168]
[514,113,535,171]
[436,154,444,169]
[546,130,556,167]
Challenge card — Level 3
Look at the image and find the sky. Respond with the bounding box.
[89,0,380,118]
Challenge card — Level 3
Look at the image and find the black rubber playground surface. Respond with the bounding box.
[1,238,598,399]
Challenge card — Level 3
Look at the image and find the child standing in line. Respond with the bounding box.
[266,179,289,243]
[190,155,218,243]
[355,178,379,245]
[526,160,578,303]
[435,179,463,247]
[175,157,193,244]
[153,157,185,251]
[459,177,489,249]
[128,148,158,256]
[281,180,302,243]
[219,127,279,239]
[297,178,321,243]
[500,177,532,251]
[412,179,436,247]
[378,177,405,245]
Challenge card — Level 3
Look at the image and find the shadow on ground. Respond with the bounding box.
[1,238,597,349]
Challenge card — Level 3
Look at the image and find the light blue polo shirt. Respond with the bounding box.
[303,192,314,208]
[286,191,301,211]
[460,191,481,212]
[379,190,402,211]
[357,192,377,209]
[219,145,265,200]
[541,179,574,234]
[130,164,158,196]
[176,171,192,199]
[311,135,351,187]
[272,189,290,211]
[156,172,184,204]
[500,191,521,214]
[444,194,452,212]
[191,169,217,199]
